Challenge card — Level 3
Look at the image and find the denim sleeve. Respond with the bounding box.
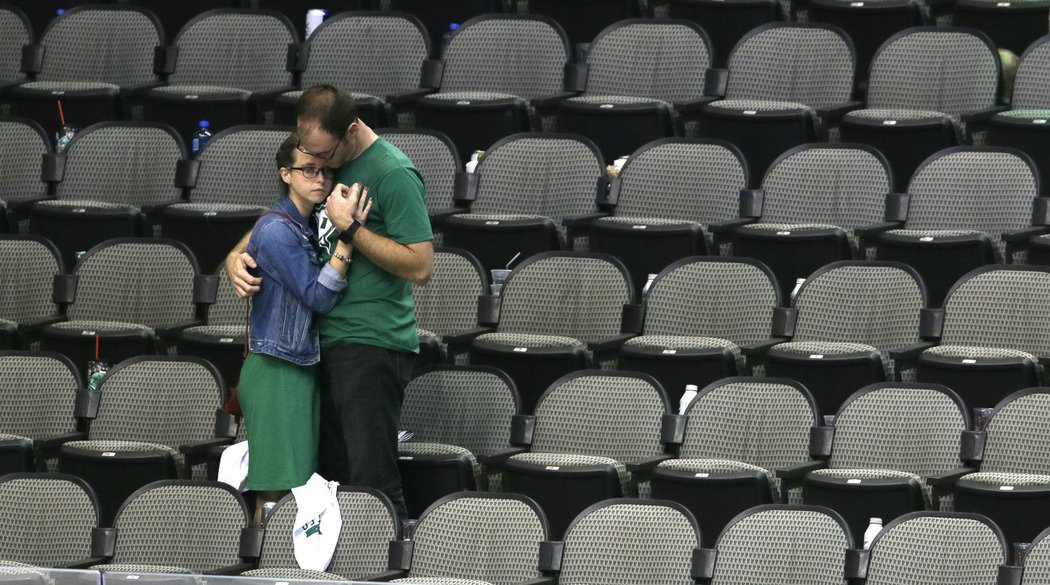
[253,220,347,314]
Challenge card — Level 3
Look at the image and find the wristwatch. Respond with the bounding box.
[338,220,362,244]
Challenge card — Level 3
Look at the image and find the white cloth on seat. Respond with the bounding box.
[292,473,342,571]
[217,441,250,491]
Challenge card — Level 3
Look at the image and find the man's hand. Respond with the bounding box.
[226,251,261,299]
[325,182,370,231]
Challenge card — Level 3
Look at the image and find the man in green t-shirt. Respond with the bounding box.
[227,85,433,519]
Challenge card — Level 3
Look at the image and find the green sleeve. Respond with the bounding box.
[371,167,433,245]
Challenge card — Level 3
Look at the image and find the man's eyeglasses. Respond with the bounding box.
[286,166,335,180]
[296,133,344,160]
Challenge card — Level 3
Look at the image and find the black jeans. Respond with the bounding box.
[318,343,414,520]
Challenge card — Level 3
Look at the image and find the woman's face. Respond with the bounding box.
[281,149,333,205]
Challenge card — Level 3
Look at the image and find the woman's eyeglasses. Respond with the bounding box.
[286,166,335,180]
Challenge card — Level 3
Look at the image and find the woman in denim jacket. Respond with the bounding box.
[239,133,370,525]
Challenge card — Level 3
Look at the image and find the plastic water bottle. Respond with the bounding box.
[465,150,484,173]
[863,517,883,549]
[679,384,698,415]
[191,120,212,154]
[305,9,326,38]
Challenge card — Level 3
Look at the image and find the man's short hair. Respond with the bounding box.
[297,84,359,138]
[276,132,297,194]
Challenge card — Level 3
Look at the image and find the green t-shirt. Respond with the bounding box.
[313,137,432,353]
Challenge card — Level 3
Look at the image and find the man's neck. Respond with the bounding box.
[347,121,379,162]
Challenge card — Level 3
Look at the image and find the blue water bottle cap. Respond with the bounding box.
[199,120,210,128]
[449,23,459,30]
[56,8,65,15]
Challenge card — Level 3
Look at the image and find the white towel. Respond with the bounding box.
[291,473,342,571]
[217,441,250,492]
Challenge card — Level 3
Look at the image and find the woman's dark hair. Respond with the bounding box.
[276,132,298,194]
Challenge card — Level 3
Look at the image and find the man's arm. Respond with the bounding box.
[326,185,434,285]
[225,230,260,299]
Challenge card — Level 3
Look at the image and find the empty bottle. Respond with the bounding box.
[465,150,484,173]
[863,517,883,549]
[679,384,698,415]
[191,120,212,154]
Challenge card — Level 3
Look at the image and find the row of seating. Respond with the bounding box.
[4,476,1045,585]
[1,115,1048,311]
[3,342,1050,551]
[3,234,1048,418]
[0,2,1047,188]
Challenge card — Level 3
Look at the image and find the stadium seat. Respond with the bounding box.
[953,0,1049,56]
[0,6,30,98]
[871,147,1044,308]
[29,122,186,268]
[17,0,100,40]
[40,238,206,373]
[398,365,520,516]
[0,118,50,234]
[588,138,749,292]
[0,235,64,349]
[724,144,893,299]
[271,11,431,128]
[243,486,398,580]
[414,15,572,161]
[617,256,782,403]
[541,499,701,582]
[522,0,640,46]
[378,128,462,243]
[915,266,1050,411]
[251,0,370,37]
[0,351,81,474]
[140,9,298,142]
[58,356,235,526]
[1014,526,1050,581]
[699,23,858,185]
[384,0,505,58]
[468,252,634,413]
[1032,234,1050,266]
[412,248,488,366]
[782,382,970,544]
[840,27,1002,191]
[156,125,289,274]
[765,261,928,416]
[501,370,672,538]
[10,6,161,137]
[443,133,606,275]
[988,35,1050,196]
[697,504,852,583]
[662,0,778,69]
[557,19,713,163]
[649,378,819,539]
[174,265,247,390]
[125,0,237,45]
[0,473,101,567]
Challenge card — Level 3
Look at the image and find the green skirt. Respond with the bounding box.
[238,352,319,491]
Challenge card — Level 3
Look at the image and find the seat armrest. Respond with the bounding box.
[250,85,298,104]
[42,152,67,184]
[17,314,66,335]
[587,333,635,353]
[925,467,977,488]
[673,95,720,113]
[1033,196,1050,227]
[739,337,787,358]
[515,578,555,585]
[531,91,577,109]
[809,425,835,458]
[175,159,201,189]
[887,341,935,361]
[153,45,178,76]
[90,527,116,558]
[53,557,110,569]
[139,198,184,217]
[739,188,765,219]
[510,414,536,447]
[1002,226,1050,248]
[442,326,492,347]
[844,548,870,581]
[155,319,205,341]
[775,459,827,480]
[707,217,757,235]
[920,308,944,340]
[360,569,408,582]
[621,303,644,334]
[562,211,609,228]
[204,562,256,576]
[193,274,220,305]
[239,525,264,560]
[21,44,44,75]
[430,206,467,228]
[854,221,903,240]
[477,295,500,327]
[661,414,687,446]
[961,430,986,463]
[771,307,798,338]
[7,194,53,214]
[625,453,674,474]
[454,171,479,205]
[121,81,167,100]
[33,431,85,457]
[420,59,445,89]
[387,87,436,105]
[703,68,728,98]
[565,62,589,92]
[475,447,528,467]
[286,42,308,73]
[75,388,102,420]
[814,100,864,121]
[692,548,716,583]
[539,540,565,573]
[960,105,1009,123]
[179,437,235,470]
[1039,356,1050,368]
[998,564,1023,585]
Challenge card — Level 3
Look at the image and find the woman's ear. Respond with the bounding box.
[279,168,292,185]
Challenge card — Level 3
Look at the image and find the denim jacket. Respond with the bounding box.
[247,196,346,365]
